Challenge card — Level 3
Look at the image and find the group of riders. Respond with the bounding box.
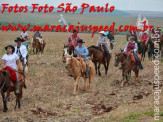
[1,26,162,94]
[1,30,44,94]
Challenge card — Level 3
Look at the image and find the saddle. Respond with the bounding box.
[0,66,24,83]
[129,53,141,64]
[76,57,89,73]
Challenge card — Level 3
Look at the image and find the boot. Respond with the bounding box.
[16,83,20,94]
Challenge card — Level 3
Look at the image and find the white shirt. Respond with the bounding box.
[2,53,19,70]
[96,36,109,47]
[14,44,27,64]
[21,32,28,38]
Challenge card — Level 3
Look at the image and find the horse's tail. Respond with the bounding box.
[89,60,95,79]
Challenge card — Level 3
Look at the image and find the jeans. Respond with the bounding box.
[16,72,19,91]
[84,58,89,76]
[21,60,25,77]
[102,45,109,57]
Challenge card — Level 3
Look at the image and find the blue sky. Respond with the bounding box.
[0,0,163,12]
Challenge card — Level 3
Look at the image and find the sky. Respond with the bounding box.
[0,0,163,12]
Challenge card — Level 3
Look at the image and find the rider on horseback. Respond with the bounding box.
[20,29,28,42]
[105,31,115,49]
[67,29,80,57]
[124,36,143,70]
[14,37,28,77]
[76,39,89,78]
[141,31,149,46]
[96,31,111,62]
[1,45,21,93]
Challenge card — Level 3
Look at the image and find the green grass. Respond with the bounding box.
[122,110,155,122]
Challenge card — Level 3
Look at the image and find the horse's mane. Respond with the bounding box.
[88,45,100,50]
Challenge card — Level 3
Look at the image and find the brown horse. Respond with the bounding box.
[65,55,95,95]
[32,37,46,54]
[114,52,139,87]
[88,45,111,76]
[0,70,26,112]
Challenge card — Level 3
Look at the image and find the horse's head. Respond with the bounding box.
[114,52,126,67]
[63,45,69,63]
[65,55,73,69]
[0,71,10,90]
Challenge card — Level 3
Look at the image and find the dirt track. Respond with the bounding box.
[0,32,163,121]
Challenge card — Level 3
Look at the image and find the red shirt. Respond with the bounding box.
[67,34,80,49]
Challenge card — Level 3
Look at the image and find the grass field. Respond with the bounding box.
[0,31,162,121]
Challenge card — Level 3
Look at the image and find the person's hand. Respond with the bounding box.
[20,57,24,61]
[79,54,82,57]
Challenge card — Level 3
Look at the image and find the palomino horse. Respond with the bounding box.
[0,67,26,112]
[88,45,111,76]
[114,52,139,87]
[31,37,46,54]
[65,55,95,95]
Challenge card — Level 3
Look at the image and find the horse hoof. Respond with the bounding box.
[3,108,8,112]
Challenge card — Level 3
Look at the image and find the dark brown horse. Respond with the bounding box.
[114,52,139,86]
[0,70,26,112]
[88,45,111,76]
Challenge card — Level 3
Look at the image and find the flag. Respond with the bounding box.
[59,14,69,30]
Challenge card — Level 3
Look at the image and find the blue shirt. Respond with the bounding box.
[76,45,89,58]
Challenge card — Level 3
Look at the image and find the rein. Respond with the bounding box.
[121,53,131,65]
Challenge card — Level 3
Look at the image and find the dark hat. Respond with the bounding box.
[14,37,23,42]
[5,45,15,53]
[78,39,85,43]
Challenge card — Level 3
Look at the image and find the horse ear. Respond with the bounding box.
[120,48,123,53]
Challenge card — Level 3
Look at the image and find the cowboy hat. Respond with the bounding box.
[5,45,15,53]
[14,37,23,42]
[99,31,105,34]
[129,36,135,40]
[78,39,85,43]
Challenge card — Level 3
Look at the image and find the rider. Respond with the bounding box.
[130,30,137,41]
[14,37,28,76]
[141,31,149,45]
[124,36,143,70]
[67,29,80,57]
[1,45,20,93]
[20,29,28,42]
[76,39,89,78]
[96,31,111,61]
[105,31,115,49]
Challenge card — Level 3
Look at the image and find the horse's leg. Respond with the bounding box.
[88,76,91,92]
[1,92,8,112]
[133,68,139,84]
[83,76,87,91]
[73,77,80,95]
[94,62,97,74]
[98,63,101,76]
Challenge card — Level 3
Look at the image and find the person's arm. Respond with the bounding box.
[82,47,89,57]
[21,46,27,60]
[1,60,6,69]
[67,36,71,46]
[96,37,100,46]
[134,43,138,52]
[123,42,128,53]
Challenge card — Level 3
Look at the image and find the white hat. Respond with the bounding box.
[99,31,105,34]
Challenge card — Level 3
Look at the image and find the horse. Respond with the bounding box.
[147,37,155,60]
[63,45,70,63]
[138,42,147,61]
[65,55,95,95]
[31,37,46,54]
[88,45,111,76]
[0,68,26,112]
[114,51,139,87]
